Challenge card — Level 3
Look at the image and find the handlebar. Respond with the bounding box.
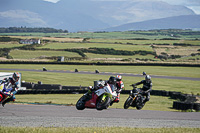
[130,84,137,89]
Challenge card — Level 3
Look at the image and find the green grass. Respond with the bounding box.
[39,42,154,52]
[9,50,81,59]
[1,30,200,40]
[0,64,199,94]
[15,94,176,111]
[90,39,181,45]
[0,64,199,78]
[0,42,27,48]
[85,53,156,60]
[0,127,199,133]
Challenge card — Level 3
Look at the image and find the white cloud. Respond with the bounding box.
[43,0,60,3]
[187,6,200,14]
[0,10,47,26]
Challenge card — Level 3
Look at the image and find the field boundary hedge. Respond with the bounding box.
[0,61,200,67]
[18,82,200,111]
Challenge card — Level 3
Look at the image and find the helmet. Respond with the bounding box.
[145,75,151,83]
[116,75,122,81]
[109,76,116,84]
[13,72,20,82]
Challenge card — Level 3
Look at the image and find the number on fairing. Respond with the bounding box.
[95,89,106,96]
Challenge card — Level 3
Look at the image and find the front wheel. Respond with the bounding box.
[76,95,86,110]
[124,96,133,109]
[96,95,111,110]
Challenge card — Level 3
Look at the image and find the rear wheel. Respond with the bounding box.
[96,95,111,110]
[124,96,133,109]
[136,95,144,110]
[76,96,86,110]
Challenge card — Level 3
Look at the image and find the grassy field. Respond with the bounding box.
[0,42,27,48]
[0,64,199,95]
[39,42,154,52]
[15,94,176,111]
[0,126,199,133]
[90,38,200,45]
[1,33,200,63]
[9,50,81,59]
[1,30,200,40]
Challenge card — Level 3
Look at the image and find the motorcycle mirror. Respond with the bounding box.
[143,72,146,75]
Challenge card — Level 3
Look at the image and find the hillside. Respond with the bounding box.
[0,0,196,32]
[104,15,200,31]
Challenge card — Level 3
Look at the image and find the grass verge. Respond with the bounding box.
[0,127,200,133]
[15,94,177,111]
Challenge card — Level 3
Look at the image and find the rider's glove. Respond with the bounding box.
[131,84,136,87]
[116,89,122,93]
[142,91,146,95]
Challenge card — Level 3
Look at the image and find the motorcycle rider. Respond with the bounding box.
[115,75,124,102]
[132,75,152,104]
[1,72,20,107]
[107,75,124,105]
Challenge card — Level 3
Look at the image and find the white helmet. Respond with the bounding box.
[116,75,122,81]
[145,75,151,83]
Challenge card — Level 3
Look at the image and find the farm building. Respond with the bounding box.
[20,39,40,44]
[57,56,65,62]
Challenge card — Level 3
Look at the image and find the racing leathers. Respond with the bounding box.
[133,79,152,103]
[115,80,124,102]
[1,77,19,106]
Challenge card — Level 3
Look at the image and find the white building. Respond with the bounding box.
[20,39,40,44]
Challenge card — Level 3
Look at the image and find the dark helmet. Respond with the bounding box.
[13,72,20,82]
[109,76,116,84]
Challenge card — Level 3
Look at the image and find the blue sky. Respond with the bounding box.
[44,0,200,14]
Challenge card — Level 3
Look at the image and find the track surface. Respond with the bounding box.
[0,68,200,81]
[0,104,200,128]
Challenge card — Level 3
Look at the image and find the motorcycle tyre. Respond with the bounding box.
[96,95,111,111]
[76,96,86,110]
[124,96,133,109]
[136,96,144,110]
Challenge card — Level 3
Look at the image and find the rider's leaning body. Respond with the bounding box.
[1,72,20,107]
[132,75,152,103]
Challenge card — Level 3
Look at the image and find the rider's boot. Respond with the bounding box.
[143,98,148,104]
[2,98,12,107]
[110,101,114,106]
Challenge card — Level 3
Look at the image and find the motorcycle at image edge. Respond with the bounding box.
[76,81,117,110]
[0,82,12,105]
[124,84,146,110]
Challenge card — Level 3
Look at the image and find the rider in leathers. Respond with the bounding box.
[1,72,20,107]
[108,75,124,105]
[132,75,152,103]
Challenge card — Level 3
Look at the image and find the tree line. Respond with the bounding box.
[0,27,68,33]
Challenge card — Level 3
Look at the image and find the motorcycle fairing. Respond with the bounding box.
[85,93,98,108]
[103,85,117,97]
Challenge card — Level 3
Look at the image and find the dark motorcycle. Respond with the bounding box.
[124,85,146,110]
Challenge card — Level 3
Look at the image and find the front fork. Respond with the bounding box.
[129,90,137,105]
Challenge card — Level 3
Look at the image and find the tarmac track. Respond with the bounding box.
[0,68,199,128]
[0,104,200,128]
[0,68,200,81]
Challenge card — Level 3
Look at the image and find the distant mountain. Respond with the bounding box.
[104,15,200,31]
[0,0,197,32]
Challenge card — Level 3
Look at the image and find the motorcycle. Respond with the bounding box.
[0,82,12,105]
[76,81,117,110]
[124,85,146,110]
